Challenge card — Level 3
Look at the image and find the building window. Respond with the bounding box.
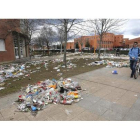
[0,39,6,51]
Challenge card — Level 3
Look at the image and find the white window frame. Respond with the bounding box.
[0,39,6,51]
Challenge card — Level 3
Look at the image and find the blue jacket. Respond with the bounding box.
[128,47,140,60]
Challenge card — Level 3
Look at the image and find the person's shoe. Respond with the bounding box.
[130,74,133,78]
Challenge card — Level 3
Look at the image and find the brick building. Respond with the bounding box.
[128,37,140,48]
[123,38,129,48]
[72,33,123,51]
[66,42,74,49]
[67,33,140,50]
[113,35,123,48]
[0,19,29,63]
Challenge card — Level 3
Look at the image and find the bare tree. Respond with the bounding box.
[33,35,44,48]
[46,19,85,67]
[89,19,127,59]
[33,25,57,56]
[20,19,42,45]
[40,25,56,55]
[57,27,65,54]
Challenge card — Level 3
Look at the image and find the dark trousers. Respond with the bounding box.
[130,60,137,76]
[116,52,120,56]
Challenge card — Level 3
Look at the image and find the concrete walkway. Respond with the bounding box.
[1,66,140,121]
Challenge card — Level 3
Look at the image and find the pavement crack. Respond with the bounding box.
[0,111,4,119]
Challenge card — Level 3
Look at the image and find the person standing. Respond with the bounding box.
[128,42,140,78]
[116,48,120,56]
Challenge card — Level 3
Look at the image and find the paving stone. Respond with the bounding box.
[122,108,140,121]
[0,105,17,119]
[0,112,4,121]
[93,88,110,98]
[130,98,140,112]
[50,111,74,121]
[129,85,140,93]
[110,103,130,117]
[0,93,20,110]
[44,117,56,121]
[74,110,99,121]
[60,104,85,118]
[108,79,125,87]
[25,110,50,121]
[86,103,108,116]
[116,91,138,108]
[79,92,91,98]
[118,80,134,89]
[44,104,64,117]
[95,99,114,109]
[102,109,125,121]
[77,97,94,109]
[103,90,125,102]
[70,117,83,121]
[4,112,29,121]
[118,83,133,90]
[82,94,101,104]
[97,116,109,121]
[87,83,103,94]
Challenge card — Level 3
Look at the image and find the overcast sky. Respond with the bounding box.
[33,19,140,43]
[68,19,140,42]
[121,19,140,39]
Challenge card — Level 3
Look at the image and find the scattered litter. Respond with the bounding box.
[57,73,63,76]
[65,109,72,115]
[0,87,5,90]
[112,70,118,74]
[105,60,129,68]
[0,82,5,86]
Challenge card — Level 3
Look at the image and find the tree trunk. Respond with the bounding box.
[46,41,49,56]
[43,47,45,56]
[60,42,62,54]
[98,36,102,60]
[104,47,106,56]
[81,44,83,53]
[63,23,67,67]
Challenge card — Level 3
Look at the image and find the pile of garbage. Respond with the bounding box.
[88,60,106,66]
[87,59,130,68]
[16,77,82,113]
[106,61,130,68]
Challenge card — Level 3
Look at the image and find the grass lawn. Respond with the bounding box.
[0,57,126,97]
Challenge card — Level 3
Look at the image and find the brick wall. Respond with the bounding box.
[66,42,74,49]
[0,19,20,62]
[114,35,123,47]
[128,37,140,48]
[0,33,15,62]
[0,19,20,38]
